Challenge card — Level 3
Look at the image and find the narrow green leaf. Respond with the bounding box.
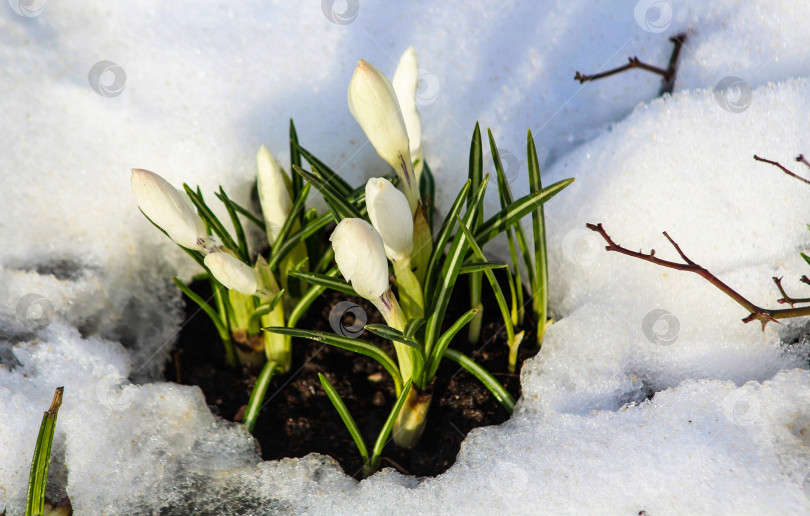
[527,129,549,340]
[213,194,266,232]
[424,179,472,304]
[267,211,333,270]
[290,119,304,202]
[173,278,229,341]
[420,160,436,229]
[242,361,277,433]
[270,182,312,260]
[475,177,575,246]
[364,324,420,348]
[217,187,250,262]
[264,327,403,394]
[288,268,339,328]
[458,262,509,274]
[318,373,370,466]
[289,269,357,297]
[469,123,484,229]
[443,349,515,412]
[426,308,479,379]
[26,387,63,516]
[404,318,425,340]
[370,378,413,471]
[293,165,362,221]
[295,143,353,196]
[424,177,488,359]
[802,252,810,268]
[248,290,286,327]
[183,184,239,254]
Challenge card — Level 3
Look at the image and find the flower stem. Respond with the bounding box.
[392,384,431,448]
[371,289,414,385]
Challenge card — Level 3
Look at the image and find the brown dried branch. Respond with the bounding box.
[575,33,687,95]
[753,154,810,186]
[586,223,810,330]
[772,276,810,307]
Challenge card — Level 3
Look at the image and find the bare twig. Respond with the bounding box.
[753,154,810,186]
[575,33,687,96]
[772,276,810,307]
[586,223,810,330]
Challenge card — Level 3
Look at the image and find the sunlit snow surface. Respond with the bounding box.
[2,1,810,514]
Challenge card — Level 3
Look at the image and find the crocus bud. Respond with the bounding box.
[204,252,258,296]
[348,59,419,212]
[365,177,413,262]
[392,47,423,182]
[131,168,208,251]
[330,218,390,300]
[256,145,292,245]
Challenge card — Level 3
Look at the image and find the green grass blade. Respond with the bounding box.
[424,179,472,304]
[265,327,403,394]
[458,262,509,274]
[443,349,515,413]
[420,160,436,229]
[370,378,413,472]
[527,129,549,339]
[270,182,312,259]
[214,194,266,232]
[318,373,370,467]
[404,318,425,340]
[295,143,353,196]
[183,184,239,254]
[426,308,479,379]
[248,290,286,327]
[424,177,488,359]
[288,269,357,297]
[288,268,339,328]
[292,165,362,221]
[475,177,574,246]
[173,278,229,341]
[242,361,278,433]
[290,119,304,203]
[267,211,334,270]
[217,187,250,262]
[26,387,63,516]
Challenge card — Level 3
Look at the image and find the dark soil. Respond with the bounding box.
[165,269,539,478]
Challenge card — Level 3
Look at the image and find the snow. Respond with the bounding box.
[2,0,810,514]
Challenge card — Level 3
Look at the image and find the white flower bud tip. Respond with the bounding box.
[256,145,293,245]
[365,177,413,262]
[204,252,258,296]
[392,47,423,180]
[131,168,207,250]
[330,218,390,301]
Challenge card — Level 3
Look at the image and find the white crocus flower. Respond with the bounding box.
[131,168,210,251]
[330,218,390,301]
[365,177,413,263]
[348,59,419,213]
[256,145,292,245]
[204,252,258,296]
[392,47,423,182]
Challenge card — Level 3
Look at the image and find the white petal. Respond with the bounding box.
[392,47,423,180]
[131,168,206,250]
[256,145,292,245]
[365,177,413,262]
[204,252,258,295]
[330,218,389,300]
